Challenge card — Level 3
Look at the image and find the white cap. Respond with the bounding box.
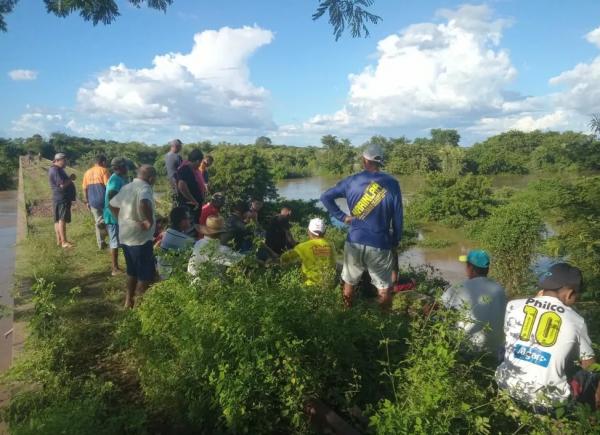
[362,143,384,164]
[308,218,326,235]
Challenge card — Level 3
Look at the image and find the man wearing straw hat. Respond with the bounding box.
[188,215,243,275]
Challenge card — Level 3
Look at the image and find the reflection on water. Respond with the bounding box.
[0,191,16,372]
[276,175,479,285]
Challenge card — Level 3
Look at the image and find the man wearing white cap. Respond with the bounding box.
[281,218,336,287]
[321,143,403,308]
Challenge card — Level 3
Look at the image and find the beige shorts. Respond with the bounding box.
[341,242,394,290]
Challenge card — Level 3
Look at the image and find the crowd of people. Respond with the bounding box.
[47,140,599,415]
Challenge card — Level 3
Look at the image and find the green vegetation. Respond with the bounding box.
[3,144,600,434]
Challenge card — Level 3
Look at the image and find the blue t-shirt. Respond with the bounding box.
[48,165,74,203]
[320,170,403,250]
[103,173,127,225]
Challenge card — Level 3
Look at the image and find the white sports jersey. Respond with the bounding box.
[495,296,595,405]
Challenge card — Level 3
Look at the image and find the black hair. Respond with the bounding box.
[188,149,204,163]
[469,263,489,277]
[232,200,249,214]
[169,207,190,231]
[96,154,108,165]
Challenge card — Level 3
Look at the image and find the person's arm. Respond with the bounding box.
[280,247,300,265]
[320,179,351,224]
[139,199,154,231]
[109,192,122,220]
[177,167,200,206]
[391,184,404,247]
[579,323,596,369]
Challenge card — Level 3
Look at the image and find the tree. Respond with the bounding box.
[320,135,356,175]
[209,146,277,204]
[589,113,600,137]
[1,0,381,37]
[430,129,460,147]
[255,136,272,147]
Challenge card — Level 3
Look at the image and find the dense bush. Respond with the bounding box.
[413,174,496,226]
[475,202,543,295]
[119,263,407,433]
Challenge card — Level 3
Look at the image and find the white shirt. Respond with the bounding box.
[187,238,243,275]
[109,178,155,246]
[495,296,595,405]
[441,277,507,352]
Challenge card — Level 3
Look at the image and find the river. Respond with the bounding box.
[0,191,16,372]
[277,175,487,285]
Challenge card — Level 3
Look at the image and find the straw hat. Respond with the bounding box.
[200,215,226,236]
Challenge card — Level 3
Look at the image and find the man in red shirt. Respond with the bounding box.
[197,192,225,237]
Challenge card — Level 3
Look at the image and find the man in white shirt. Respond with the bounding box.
[188,215,243,275]
[441,250,507,355]
[109,165,157,308]
[496,263,599,411]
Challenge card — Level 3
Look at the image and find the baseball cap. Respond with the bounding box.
[111,157,127,168]
[169,139,182,147]
[211,192,225,206]
[362,143,384,165]
[308,218,326,236]
[53,153,66,161]
[459,249,490,269]
[538,262,583,292]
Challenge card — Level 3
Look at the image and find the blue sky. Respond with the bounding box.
[2,0,600,146]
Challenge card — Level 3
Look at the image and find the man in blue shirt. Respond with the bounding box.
[321,144,403,309]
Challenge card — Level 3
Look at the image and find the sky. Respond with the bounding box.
[2,0,600,147]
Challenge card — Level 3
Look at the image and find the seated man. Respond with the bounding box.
[496,263,599,412]
[265,207,296,257]
[441,250,507,355]
[280,218,336,287]
[156,207,194,279]
[221,201,253,253]
[188,216,243,275]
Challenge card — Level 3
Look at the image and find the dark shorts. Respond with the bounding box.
[122,241,155,282]
[54,201,72,223]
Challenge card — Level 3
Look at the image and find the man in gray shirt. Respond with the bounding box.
[441,249,507,356]
[165,139,183,198]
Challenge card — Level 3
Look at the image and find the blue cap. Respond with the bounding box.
[459,249,490,268]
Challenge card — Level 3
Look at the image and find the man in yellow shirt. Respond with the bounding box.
[281,218,336,287]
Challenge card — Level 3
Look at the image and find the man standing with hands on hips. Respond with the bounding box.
[109,165,157,308]
[320,143,403,309]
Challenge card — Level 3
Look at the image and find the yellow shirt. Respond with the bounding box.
[281,238,336,286]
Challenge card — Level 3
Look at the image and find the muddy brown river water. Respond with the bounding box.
[0,191,16,372]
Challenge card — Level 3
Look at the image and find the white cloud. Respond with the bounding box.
[585,26,600,48]
[76,26,275,130]
[291,4,518,138]
[8,69,38,81]
[11,110,64,134]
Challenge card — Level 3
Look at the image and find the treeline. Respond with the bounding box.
[2,128,600,190]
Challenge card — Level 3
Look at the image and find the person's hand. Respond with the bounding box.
[139,220,152,231]
[84,200,90,210]
[344,215,354,224]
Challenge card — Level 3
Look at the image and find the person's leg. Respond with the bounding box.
[122,245,137,308]
[133,241,156,306]
[570,370,600,410]
[340,242,364,308]
[57,219,67,246]
[125,275,136,308]
[366,247,394,311]
[107,224,120,274]
[91,208,106,249]
[54,222,61,246]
